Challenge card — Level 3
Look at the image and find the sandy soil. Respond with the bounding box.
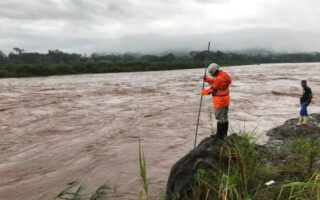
[0,63,319,199]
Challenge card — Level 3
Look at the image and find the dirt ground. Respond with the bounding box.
[0,63,319,199]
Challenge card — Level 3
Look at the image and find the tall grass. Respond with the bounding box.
[218,132,261,200]
[138,138,149,200]
[277,173,320,200]
[231,131,259,196]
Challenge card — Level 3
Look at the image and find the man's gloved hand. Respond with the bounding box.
[201,89,208,95]
[203,75,207,81]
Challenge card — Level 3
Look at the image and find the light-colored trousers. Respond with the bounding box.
[215,106,229,123]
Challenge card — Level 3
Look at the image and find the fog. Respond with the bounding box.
[1,0,320,54]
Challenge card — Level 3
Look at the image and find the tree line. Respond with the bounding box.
[0,48,320,77]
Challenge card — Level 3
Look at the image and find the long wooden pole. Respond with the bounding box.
[194,42,211,148]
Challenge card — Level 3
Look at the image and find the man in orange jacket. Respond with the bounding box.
[201,63,232,139]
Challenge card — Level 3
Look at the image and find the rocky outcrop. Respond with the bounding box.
[166,113,320,199]
[166,135,235,199]
[266,113,320,147]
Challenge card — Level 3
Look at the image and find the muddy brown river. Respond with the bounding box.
[0,63,319,199]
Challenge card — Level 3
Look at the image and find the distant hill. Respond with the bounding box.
[0,48,320,77]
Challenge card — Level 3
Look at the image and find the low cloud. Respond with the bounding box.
[0,0,319,54]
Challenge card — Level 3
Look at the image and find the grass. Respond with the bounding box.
[53,181,116,200]
[138,138,149,200]
[290,137,320,172]
[277,173,320,200]
[217,132,262,200]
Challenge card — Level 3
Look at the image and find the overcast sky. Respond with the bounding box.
[1,0,320,54]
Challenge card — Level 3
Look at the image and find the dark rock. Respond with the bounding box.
[166,134,252,199]
[166,135,226,198]
[266,113,320,148]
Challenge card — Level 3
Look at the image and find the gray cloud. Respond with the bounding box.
[194,0,229,4]
[0,0,320,54]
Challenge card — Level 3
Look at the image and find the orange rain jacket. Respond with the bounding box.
[201,70,232,109]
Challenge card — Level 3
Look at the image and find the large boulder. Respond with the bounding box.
[166,135,251,199]
[166,114,320,199]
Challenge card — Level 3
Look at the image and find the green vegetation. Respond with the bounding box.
[277,174,320,200]
[290,137,320,172]
[1,48,320,77]
[53,181,116,200]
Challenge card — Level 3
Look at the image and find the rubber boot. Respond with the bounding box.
[216,122,225,139]
[223,122,229,138]
[296,116,303,126]
[302,116,308,125]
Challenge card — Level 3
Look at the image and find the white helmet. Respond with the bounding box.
[207,63,220,75]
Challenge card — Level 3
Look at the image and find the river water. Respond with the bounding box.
[0,63,319,199]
